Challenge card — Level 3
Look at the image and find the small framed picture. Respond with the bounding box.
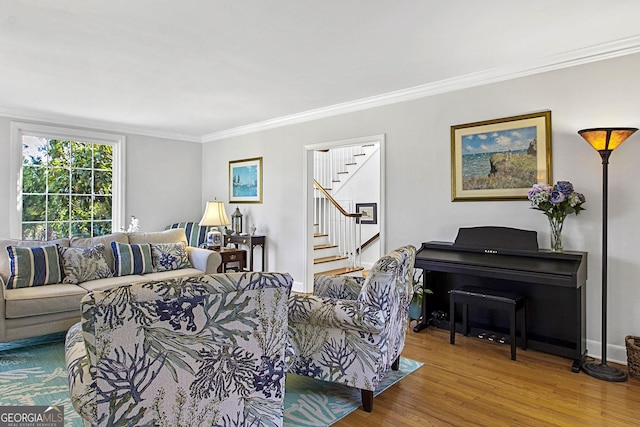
[451,111,552,201]
[356,203,377,224]
[229,157,263,203]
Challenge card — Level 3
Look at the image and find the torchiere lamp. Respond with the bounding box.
[199,200,231,249]
[578,127,638,382]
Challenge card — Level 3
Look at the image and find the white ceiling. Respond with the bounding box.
[2,1,640,142]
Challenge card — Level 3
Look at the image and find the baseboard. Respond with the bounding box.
[586,339,628,365]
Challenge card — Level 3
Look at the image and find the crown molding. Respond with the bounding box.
[202,35,640,142]
[2,35,640,144]
[0,105,203,143]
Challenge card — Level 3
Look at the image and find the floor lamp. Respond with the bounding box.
[578,127,638,382]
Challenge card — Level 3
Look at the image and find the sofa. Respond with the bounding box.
[65,272,292,426]
[0,228,222,343]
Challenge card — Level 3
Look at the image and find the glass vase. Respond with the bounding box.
[548,216,565,252]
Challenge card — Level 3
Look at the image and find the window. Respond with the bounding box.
[10,123,125,240]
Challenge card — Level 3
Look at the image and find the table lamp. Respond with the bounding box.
[199,200,231,249]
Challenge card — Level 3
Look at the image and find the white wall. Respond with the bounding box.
[333,147,381,266]
[123,133,204,230]
[0,117,204,236]
[202,53,640,364]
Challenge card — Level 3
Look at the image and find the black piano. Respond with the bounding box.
[414,226,587,371]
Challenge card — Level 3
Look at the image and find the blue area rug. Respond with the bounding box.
[0,333,422,427]
[283,357,422,426]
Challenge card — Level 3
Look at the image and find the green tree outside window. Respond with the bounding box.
[21,137,114,240]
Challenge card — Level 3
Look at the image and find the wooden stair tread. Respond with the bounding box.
[314,255,348,264]
[314,266,364,277]
[314,244,338,250]
[314,233,329,238]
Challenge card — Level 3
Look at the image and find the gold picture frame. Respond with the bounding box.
[229,157,263,203]
[451,111,552,201]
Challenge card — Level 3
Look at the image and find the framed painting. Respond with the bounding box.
[355,203,377,224]
[451,111,552,201]
[229,157,263,203]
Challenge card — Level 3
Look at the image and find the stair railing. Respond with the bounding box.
[314,179,362,269]
[356,232,380,254]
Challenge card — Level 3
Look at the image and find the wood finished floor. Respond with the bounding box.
[335,325,640,426]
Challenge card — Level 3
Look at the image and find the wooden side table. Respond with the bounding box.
[224,235,266,271]
[213,247,247,273]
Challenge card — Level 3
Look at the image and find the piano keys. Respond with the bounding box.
[414,226,587,372]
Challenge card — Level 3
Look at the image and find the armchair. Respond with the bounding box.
[287,245,416,412]
[65,272,292,426]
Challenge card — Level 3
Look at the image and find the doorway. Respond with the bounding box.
[302,134,385,293]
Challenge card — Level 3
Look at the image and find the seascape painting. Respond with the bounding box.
[229,157,263,203]
[451,111,552,201]
[461,125,537,189]
[232,165,258,197]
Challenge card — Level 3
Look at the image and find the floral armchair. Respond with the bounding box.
[287,245,416,412]
[65,272,292,426]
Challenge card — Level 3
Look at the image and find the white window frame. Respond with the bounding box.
[9,122,126,239]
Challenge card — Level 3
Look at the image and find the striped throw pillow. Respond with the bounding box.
[165,222,209,247]
[6,245,63,289]
[111,242,153,276]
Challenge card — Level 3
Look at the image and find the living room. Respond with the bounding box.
[1,2,640,424]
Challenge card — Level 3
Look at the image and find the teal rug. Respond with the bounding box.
[0,333,423,427]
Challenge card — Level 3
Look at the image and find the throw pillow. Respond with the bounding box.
[111,242,153,276]
[58,244,113,284]
[151,242,191,272]
[5,245,62,289]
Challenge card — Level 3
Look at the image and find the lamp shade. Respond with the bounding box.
[578,127,638,152]
[199,201,231,227]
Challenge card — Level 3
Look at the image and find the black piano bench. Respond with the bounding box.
[449,286,526,361]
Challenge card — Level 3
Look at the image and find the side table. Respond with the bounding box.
[225,235,266,271]
[212,247,247,273]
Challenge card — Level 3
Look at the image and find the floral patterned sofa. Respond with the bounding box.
[65,271,293,426]
[287,245,416,412]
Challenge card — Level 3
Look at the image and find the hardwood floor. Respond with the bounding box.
[335,325,640,426]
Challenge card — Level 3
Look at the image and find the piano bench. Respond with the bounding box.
[449,286,526,361]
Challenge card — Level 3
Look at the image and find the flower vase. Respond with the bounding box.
[548,216,565,252]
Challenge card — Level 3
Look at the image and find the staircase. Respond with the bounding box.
[314,144,378,193]
[313,224,363,277]
[312,143,379,277]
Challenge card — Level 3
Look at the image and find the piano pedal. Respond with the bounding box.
[478,332,488,340]
[488,334,497,342]
[498,336,506,344]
